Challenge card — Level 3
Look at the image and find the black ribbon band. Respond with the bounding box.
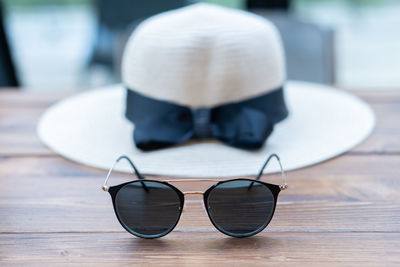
[125,87,288,151]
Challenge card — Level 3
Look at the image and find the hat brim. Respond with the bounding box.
[37,81,375,177]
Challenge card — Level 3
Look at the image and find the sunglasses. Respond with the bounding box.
[102,154,287,238]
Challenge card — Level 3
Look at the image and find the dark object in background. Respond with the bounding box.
[88,0,186,80]
[0,1,18,87]
[252,10,335,84]
[96,0,186,29]
[247,0,290,10]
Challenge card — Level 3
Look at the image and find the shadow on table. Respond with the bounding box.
[208,235,279,250]
[129,233,279,251]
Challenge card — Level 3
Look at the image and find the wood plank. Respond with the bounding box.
[1,154,400,196]
[0,106,49,155]
[1,232,399,266]
[343,89,400,103]
[1,199,399,234]
[0,155,399,233]
[1,89,399,105]
[0,89,72,107]
[0,90,72,155]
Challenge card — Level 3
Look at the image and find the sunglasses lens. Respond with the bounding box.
[115,181,182,238]
[206,180,275,237]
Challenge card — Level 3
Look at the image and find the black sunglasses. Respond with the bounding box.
[102,154,287,238]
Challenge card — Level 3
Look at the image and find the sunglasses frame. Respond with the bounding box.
[102,154,287,238]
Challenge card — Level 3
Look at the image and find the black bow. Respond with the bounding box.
[125,88,288,151]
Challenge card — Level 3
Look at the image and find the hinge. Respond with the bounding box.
[279,184,288,191]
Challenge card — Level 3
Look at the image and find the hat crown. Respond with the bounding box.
[122,3,285,108]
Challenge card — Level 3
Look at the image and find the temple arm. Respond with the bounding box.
[253,153,287,190]
[102,155,146,192]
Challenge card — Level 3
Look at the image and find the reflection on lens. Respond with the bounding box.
[115,181,182,237]
[206,180,275,236]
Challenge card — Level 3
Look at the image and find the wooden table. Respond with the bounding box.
[0,89,399,266]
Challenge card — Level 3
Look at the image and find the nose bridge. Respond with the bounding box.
[181,191,205,213]
[183,191,204,196]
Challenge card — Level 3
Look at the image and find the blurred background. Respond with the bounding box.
[1,0,399,91]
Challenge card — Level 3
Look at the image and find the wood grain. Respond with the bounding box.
[1,232,399,266]
[0,89,400,266]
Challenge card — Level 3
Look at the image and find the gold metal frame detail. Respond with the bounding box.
[102,154,288,192]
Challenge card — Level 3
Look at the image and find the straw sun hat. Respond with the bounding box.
[37,4,375,177]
